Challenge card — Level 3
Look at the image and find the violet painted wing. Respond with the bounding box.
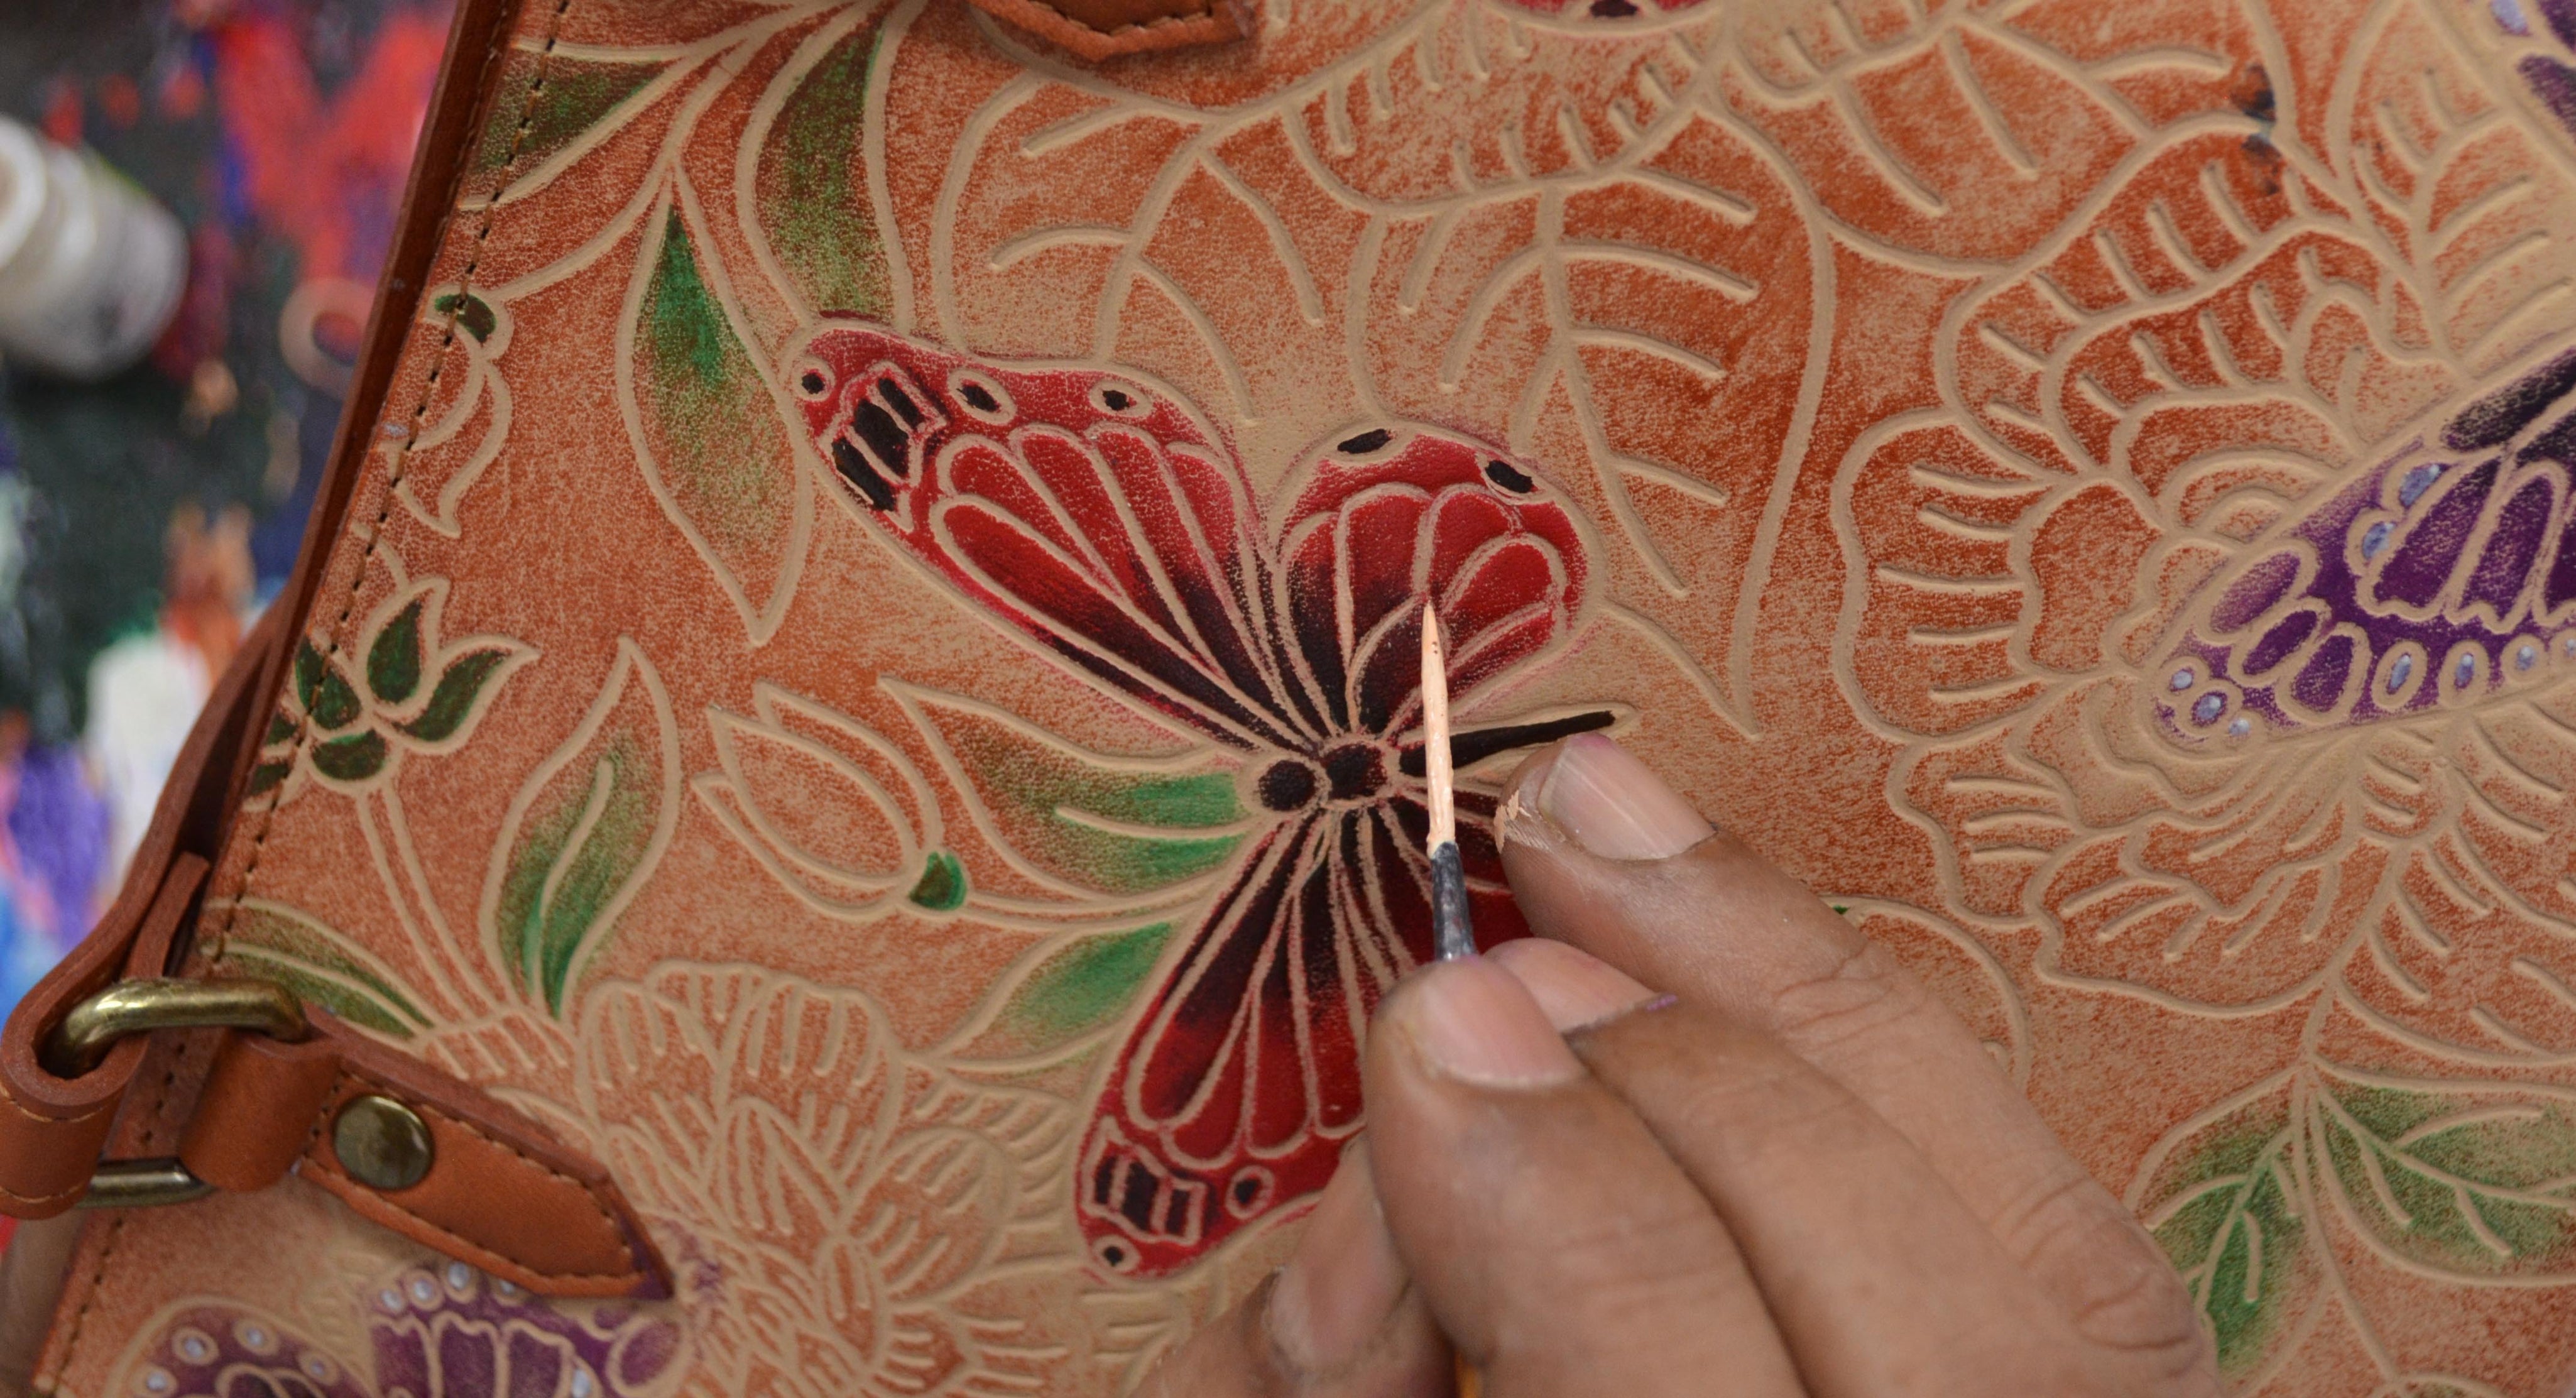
[2154,347,2576,740]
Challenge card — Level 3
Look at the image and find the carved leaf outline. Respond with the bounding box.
[480,638,682,1013]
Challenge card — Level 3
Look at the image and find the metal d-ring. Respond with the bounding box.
[42,976,307,1079]
[41,976,309,1209]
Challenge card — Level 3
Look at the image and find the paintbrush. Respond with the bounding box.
[1420,605,1486,1398]
[1421,603,1475,964]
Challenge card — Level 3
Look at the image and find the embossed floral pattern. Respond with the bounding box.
[424,965,1061,1397]
[246,569,528,802]
[116,1264,682,1398]
[46,0,2576,1394]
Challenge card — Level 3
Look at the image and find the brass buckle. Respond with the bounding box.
[42,977,309,1210]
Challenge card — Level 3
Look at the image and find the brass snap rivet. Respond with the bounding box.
[332,1095,434,1191]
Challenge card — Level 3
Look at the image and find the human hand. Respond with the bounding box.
[1152,733,2220,1396]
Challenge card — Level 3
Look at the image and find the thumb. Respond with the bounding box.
[1147,1141,1449,1397]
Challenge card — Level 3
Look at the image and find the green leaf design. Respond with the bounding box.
[399,649,517,744]
[2137,1082,2309,1378]
[221,902,427,1038]
[963,923,1174,1060]
[625,194,806,642]
[264,713,297,746]
[755,21,892,317]
[432,292,499,344]
[2316,1068,2576,1278]
[368,598,425,706]
[484,641,678,1014]
[907,851,968,910]
[311,730,387,784]
[244,760,292,798]
[300,643,361,730]
[902,691,1247,897]
[293,640,323,708]
[471,50,665,177]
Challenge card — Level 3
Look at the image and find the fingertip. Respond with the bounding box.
[1268,1142,1409,1376]
[1376,958,1582,1088]
[1487,939,1657,1030]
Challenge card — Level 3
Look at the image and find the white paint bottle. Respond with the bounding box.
[0,116,187,381]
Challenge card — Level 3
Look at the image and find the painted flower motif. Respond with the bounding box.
[1840,17,2576,1373]
[248,579,530,802]
[692,684,966,919]
[427,965,1052,1397]
[791,324,1608,1275]
[117,1264,682,1398]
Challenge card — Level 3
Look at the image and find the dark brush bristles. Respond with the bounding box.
[1422,603,1476,961]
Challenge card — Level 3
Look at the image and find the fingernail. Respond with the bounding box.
[1536,733,1711,861]
[1395,958,1583,1087]
[1488,939,1657,1029]
[1269,1143,1404,1374]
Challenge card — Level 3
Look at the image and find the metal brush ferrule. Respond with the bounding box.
[1430,840,1474,961]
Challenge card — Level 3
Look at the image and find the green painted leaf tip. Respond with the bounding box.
[293,640,325,711]
[236,958,417,1037]
[2141,1090,2306,1379]
[490,651,673,1022]
[222,906,427,1040]
[907,851,968,910]
[496,749,657,1012]
[309,662,361,732]
[224,904,428,1038]
[966,923,1174,1060]
[756,23,892,317]
[472,52,664,177]
[264,713,298,746]
[2319,1074,2576,1278]
[244,760,292,797]
[311,730,387,783]
[930,704,1247,895]
[401,650,513,743]
[433,292,499,343]
[632,199,797,569]
[368,598,425,706]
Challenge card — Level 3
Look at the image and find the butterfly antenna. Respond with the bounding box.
[1422,604,1475,961]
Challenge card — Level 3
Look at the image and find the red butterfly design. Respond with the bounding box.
[791,323,1604,1275]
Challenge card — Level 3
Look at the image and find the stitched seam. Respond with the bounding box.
[207,0,573,971]
[43,1031,202,1391]
[0,1093,115,1128]
[0,1180,83,1208]
[317,1103,640,1283]
[328,1191,641,1285]
[53,0,564,1382]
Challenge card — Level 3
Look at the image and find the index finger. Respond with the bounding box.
[1362,957,1803,1398]
[1495,736,2210,1381]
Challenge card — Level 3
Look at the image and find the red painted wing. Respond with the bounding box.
[792,322,1593,1275]
[792,322,1316,750]
[1080,429,1594,1275]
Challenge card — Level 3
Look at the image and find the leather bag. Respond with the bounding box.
[16,0,2576,1392]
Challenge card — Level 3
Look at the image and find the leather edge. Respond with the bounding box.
[222,0,532,819]
[968,0,1251,59]
[28,0,541,1382]
[298,1020,672,1299]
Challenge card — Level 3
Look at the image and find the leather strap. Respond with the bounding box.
[0,609,668,1298]
[0,607,281,1218]
[967,0,1253,58]
[183,1016,663,1299]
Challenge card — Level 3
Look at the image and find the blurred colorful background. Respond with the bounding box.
[0,0,449,1015]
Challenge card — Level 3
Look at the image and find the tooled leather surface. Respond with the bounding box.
[963,0,1248,59]
[174,1017,667,1297]
[41,0,2576,1394]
